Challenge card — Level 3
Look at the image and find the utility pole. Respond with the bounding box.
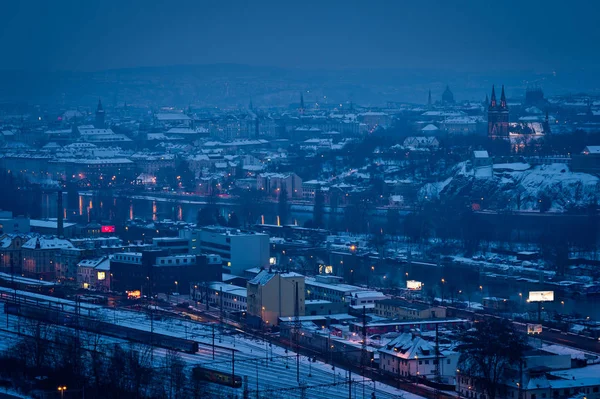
[212,324,215,359]
[147,258,154,363]
[434,323,441,399]
[348,369,352,399]
[265,337,269,367]
[295,281,300,383]
[361,305,368,374]
[518,359,524,399]
[256,361,259,399]
[220,286,224,342]
[232,348,235,383]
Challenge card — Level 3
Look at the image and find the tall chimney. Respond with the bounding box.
[57,190,64,237]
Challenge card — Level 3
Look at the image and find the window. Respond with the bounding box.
[424,360,429,365]
[531,394,537,399]
[447,359,451,365]
[593,387,599,393]
[419,361,422,365]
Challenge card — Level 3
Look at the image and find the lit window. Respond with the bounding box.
[97,271,106,281]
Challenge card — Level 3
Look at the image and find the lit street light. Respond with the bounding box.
[58,386,67,399]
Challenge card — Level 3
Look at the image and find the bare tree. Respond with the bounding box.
[164,349,188,399]
[14,319,53,371]
[457,318,528,399]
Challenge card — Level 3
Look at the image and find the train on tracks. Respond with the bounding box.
[192,366,242,388]
[3,302,199,353]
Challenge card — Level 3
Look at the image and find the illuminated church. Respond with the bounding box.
[487,85,509,140]
[487,85,550,152]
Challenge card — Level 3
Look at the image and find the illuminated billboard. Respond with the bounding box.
[101,225,116,233]
[126,290,141,299]
[527,324,542,335]
[407,280,423,290]
[528,291,554,302]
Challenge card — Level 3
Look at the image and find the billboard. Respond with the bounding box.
[407,280,423,290]
[527,324,542,335]
[126,290,141,299]
[528,291,554,302]
[101,225,116,233]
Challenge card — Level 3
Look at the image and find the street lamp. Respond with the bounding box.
[174,281,178,295]
[441,279,446,303]
[414,355,419,384]
[58,386,67,399]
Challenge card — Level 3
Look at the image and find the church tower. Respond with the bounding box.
[487,85,509,139]
[95,99,105,129]
[299,92,305,115]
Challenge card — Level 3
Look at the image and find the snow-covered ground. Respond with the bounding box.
[0,291,427,399]
[420,162,600,212]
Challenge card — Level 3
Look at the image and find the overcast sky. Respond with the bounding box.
[1,0,598,73]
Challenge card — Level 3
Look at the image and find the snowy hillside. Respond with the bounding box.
[420,162,600,212]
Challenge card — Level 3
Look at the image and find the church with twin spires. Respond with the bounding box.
[487,85,509,140]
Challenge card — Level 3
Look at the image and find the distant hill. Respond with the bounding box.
[1,64,598,108]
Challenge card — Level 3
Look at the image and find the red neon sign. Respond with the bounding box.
[101,225,115,233]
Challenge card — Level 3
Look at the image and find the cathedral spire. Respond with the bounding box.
[428,89,432,106]
[500,85,507,108]
[95,98,105,128]
[490,85,497,108]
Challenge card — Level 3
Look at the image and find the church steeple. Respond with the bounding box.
[487,85,509,140]
[490,85,497,108]
[95,98,105,128]
[427,89,432,106]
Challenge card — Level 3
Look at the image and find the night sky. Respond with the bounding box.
[1,0,598,73]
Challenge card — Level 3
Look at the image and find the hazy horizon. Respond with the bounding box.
[2,0,600,74]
